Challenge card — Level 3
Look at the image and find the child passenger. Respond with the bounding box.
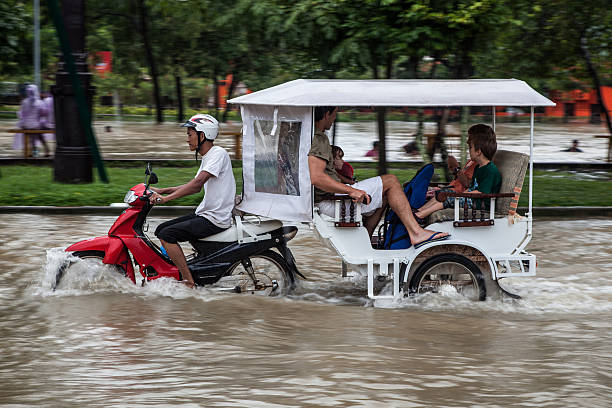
[414,124,501,220]
[331,145,356,185]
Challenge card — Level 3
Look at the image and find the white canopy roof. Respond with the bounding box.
[228,79,555,107]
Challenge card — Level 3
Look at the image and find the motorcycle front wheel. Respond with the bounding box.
[53,250,124,290]
[221,249,295,296]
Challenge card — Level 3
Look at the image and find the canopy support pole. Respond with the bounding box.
[492,106,496,131]
[529,106,534,219]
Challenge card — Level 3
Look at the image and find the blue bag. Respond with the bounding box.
[382,164,434,249]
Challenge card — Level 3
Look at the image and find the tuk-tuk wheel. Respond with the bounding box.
[408,253,486,301]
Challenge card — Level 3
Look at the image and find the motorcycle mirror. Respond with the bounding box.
[145,163,152,175]
[148,172,158,185]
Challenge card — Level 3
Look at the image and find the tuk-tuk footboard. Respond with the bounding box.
[491,253,536,279]
[365,258,403,300]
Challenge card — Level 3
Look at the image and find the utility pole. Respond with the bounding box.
[49,0,104,183]
[34,0,40,89]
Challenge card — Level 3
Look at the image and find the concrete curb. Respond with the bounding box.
[0,206,611,217]
[0,205,196,216]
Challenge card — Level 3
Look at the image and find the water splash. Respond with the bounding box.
[37,248,245,302]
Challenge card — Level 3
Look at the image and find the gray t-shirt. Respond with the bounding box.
[308,130,340,202]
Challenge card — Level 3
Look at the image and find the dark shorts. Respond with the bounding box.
[155,213,227,244]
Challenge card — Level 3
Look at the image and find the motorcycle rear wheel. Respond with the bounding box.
[53,250,124,290]
[222,249,294,296]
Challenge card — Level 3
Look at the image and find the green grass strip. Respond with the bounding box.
[0,165,610,207]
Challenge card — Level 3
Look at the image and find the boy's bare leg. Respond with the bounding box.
[380,175,449,245]
[416,197,439,213]
[415,198,444,219]
[160,239,195,288]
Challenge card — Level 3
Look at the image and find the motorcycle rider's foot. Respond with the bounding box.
[180,280,196,289]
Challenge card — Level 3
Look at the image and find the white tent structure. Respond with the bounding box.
[229,78,555,107]
[229,79,554,222]
[229,79,555,300]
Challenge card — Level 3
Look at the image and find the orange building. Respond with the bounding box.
[545,86,612,120]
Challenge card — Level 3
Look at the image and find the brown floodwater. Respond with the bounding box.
[0,214,611,407]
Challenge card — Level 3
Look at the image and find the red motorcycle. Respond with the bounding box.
[54,164,302,295]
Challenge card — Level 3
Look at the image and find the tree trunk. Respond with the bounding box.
[385,53,393,79]
[460,107,469,165]
[175,73,183,123]
[136,0,162,123]
[221,74,237,123]
[212,68,219,119]
[415,109,428,162]
[409,55,419,79]
[332,114,337,145]
[580,35,612,162]
[437,108,451,181]
[376,107,387,175]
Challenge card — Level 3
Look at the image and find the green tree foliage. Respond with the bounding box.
[0,0,58,86]
[474,0,611,90]
[0,1,29,75]
[2,0,610,118]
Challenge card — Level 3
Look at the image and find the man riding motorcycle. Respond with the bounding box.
[149,114,236,288]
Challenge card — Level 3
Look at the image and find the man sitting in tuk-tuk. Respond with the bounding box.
[308,106,449,249]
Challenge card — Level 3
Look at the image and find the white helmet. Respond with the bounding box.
[181,113,219,141]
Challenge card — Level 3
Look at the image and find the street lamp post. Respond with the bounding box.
[51,0,95,183]
[34,0,40,90]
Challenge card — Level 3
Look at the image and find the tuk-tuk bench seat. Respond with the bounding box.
[317,194,364,227]
[427,208,506,224]
[427,150,529,226]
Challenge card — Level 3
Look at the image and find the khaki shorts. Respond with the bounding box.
[317,176,384,218]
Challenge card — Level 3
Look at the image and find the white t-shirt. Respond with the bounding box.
[195,146,236,228]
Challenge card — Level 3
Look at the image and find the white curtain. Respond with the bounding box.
[237,105,313,222]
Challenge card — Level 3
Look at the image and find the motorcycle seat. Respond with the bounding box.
[197,216,283,242]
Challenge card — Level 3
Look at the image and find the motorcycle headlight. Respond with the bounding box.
[123,190,138,204]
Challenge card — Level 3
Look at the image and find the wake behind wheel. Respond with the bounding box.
[408,253,486,301]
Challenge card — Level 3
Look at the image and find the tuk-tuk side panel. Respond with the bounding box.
[423,219,529,255]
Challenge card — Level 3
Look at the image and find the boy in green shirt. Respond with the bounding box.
[414,124,501,220]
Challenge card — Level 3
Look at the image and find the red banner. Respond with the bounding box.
[94,51,113,77]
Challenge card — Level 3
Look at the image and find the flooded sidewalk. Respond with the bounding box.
[1,118,609,162]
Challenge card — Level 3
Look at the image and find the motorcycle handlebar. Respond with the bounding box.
[140,189,153,201]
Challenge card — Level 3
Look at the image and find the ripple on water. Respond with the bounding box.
[2,214,612,407]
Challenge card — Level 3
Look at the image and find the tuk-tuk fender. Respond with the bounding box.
[66,236,135,283]
[402,239,497,283]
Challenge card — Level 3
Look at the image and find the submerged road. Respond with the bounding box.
[0,214,611,406]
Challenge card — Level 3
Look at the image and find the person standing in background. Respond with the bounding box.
[13,84,50,157]
[39,90,55,157]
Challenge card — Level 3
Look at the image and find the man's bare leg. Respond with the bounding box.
[380,174,449,245]
[363,198,388,237]
[160,239,195,288]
